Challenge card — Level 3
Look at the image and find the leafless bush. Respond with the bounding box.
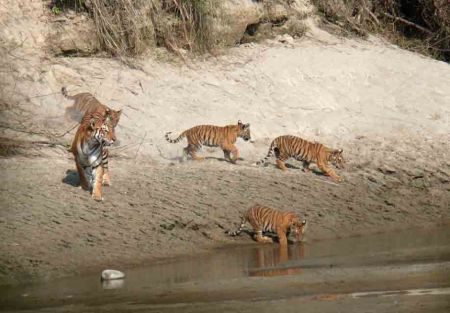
[312,0,449,61]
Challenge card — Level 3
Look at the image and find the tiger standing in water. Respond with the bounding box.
[70,110,117,201]
[62,87,122,186]
[165,120,251,163]
[256,135,345,182]
[227,205,307,246]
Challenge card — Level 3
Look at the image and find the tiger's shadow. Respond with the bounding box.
[204,156,245,163]
[62,169,80,187]
[265,163,326,176]
[174,156,244,164]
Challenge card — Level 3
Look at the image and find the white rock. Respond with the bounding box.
[101,269,125,281]
[276,34,295,44]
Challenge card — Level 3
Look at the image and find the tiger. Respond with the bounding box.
[70,110,117,201]
[165,120,251,163]
[62,86,122,185]
[256,135,344,182]
[226,205,307,246]
[61,87,122,127]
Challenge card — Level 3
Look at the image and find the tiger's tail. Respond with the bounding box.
[165,131,186,144]
[62,86,86,123]
[61,86,75,100]
[226,214,247,236]
[256,139,277,165]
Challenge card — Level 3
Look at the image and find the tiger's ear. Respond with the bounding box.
[89,117,98,129]
[244,123,250,129]
[237,120,243,125]
[302,219,307,226]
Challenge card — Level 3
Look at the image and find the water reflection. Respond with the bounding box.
[249,244,305,277]
[101,279,125,290]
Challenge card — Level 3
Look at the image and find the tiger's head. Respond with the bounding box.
[290,218,307,242]
[89,114,116,146]
[330,149,345,169]
[237,120,251,141]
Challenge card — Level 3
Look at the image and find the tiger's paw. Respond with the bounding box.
[102,179,111,187]
[92,193,103,202]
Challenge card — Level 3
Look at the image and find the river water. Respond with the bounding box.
[1,227,449,312]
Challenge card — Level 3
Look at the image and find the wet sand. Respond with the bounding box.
[0,148,449,286]
[1,227,449,312]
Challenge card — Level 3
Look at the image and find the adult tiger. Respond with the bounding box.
[61,87,122,127]
[62,86,122,185]
[226,205,307,246]
[165,120,251,163]
[70,111,117,201]
[256,135,344,182]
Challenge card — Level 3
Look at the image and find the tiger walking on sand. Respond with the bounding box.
[62,87,122,186]
[165,120,251,163]
[70,110,117,201]
[256,135,345,182]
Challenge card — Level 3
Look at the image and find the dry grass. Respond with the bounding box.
[51,1,448,61]
[312,0,450,61]
[84,0,217,57]
[52,0,311,57]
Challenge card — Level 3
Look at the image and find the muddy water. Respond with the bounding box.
[1,227,449,312]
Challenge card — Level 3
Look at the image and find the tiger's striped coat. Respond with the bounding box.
[62,87,122,185]
[70,111,117,201]
[257,135,344,181]
[165,121,251,163]
[227,205,307,246]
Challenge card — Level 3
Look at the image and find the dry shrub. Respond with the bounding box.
[283,18,308,38]
[312,0,450,61]
[89,0,155,56]
[157,0,216,53]
[83,0,217,56]
[312,0,374,36]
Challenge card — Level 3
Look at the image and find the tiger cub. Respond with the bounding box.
[70,111,117,201]
[256,135,344,181]
[62,87,122,127]
[62,86,122,185]
[227,205,307,246]
[165,120,251,163]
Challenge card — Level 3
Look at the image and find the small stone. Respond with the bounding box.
[276,34,294,44]
[101,269,125,281]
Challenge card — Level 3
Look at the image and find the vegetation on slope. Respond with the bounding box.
[49,0,449,61]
